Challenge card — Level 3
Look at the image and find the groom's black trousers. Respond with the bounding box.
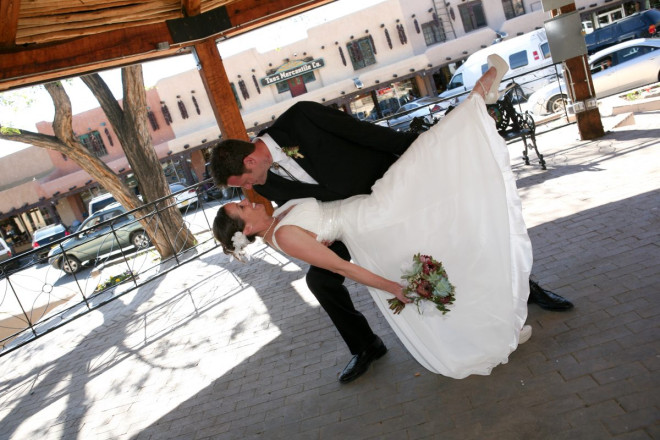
[305,241,376,355]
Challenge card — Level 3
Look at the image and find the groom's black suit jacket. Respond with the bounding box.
[253,101,418,206]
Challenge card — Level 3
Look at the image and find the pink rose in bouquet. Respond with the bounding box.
[388,253,456,315]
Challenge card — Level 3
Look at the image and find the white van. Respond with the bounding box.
[439,29,558,102]
[88,193,117,215]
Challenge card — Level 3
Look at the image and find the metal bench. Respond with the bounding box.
[408,91,546,170]
[487,93,546,170]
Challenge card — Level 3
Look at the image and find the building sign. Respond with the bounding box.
[261,58,325,86]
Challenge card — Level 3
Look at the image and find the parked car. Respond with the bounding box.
[527,39,660,116]
[378,97,449,131]
[32,223,70,260]
[169,183,199,210]
[199,163,233,201]
[48,203,150,274]
[0,237,20,271]
[585,10,660,54]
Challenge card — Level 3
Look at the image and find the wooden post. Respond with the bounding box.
[193,37,273,214]
[551,3,604,140]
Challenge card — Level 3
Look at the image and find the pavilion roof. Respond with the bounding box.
[0,0,334,91]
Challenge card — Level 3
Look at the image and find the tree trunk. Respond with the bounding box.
[80,66,196,257]
[0,77,194,259]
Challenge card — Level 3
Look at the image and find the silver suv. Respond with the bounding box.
[48,203,150,274]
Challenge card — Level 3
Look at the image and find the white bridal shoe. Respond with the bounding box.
[519,325,532,344]
[483,54,509,104]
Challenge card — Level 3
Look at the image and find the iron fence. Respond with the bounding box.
[0,180,242,356]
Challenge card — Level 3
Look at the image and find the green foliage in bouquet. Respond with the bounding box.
[388,254,456,315]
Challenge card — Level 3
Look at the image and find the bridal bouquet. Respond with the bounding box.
[388,254,456,315]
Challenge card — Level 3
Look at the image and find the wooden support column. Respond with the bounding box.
[552,3,604,140]
[193,37,273,213]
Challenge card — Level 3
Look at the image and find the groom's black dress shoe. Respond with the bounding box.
[528,280,574,311]
[339,336,387,383]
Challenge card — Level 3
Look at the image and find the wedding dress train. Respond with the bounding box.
[271,94,533,379]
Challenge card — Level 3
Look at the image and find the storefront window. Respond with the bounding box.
[349,79,417,121]
[349,93,377,121]
[162,159,188,184]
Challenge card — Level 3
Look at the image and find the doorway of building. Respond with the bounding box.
[288,76,307,97]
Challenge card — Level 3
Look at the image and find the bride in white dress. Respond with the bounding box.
[213,64,533,379]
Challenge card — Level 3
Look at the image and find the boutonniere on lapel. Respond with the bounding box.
[282,146,304,159]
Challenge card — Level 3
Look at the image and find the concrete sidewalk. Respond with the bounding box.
[0,109,658,440]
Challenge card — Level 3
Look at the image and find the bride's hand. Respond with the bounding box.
[392,284,412,304]
[387,284,412,314]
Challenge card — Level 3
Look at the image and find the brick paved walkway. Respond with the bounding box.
[0,109,658,440]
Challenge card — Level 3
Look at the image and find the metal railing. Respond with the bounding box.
[0,180,242,356]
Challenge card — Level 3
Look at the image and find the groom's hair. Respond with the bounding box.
[209,139,256,185]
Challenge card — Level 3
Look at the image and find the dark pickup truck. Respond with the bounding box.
[585,10,660,54]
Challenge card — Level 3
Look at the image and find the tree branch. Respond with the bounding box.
[80,73,125,128]
[0,128,65,152]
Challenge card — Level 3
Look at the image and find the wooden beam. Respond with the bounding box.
[0,0,21,48]
[0,0,333,91]
[224,0,329,34]
[194,38,248,142]
[194,37,273,213]
[181,0,201,16]
[0,22,180,91]
[551,3,604,140]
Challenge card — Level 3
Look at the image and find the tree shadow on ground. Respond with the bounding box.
[133,190,659,439]
[1,190,657,439]
[0,257,193,440]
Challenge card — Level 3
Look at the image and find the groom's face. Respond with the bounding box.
[227,156,270,189]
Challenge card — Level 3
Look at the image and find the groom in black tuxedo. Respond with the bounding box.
[210,100,572,383]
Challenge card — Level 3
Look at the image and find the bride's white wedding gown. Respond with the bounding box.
[271,95,533,379]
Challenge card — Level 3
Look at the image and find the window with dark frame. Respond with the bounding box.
[78,131,108,157]
[459,1,487,32]
[422,20,446,46]
[502,0,525,20]
[346,37,377,71]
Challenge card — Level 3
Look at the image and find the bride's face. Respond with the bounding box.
[226,199,269,230]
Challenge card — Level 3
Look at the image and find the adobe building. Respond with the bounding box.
[0,0,649,253]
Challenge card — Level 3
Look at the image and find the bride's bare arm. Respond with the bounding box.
[274,225,411,303]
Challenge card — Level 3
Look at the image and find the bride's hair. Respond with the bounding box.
[213,206,257,257]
